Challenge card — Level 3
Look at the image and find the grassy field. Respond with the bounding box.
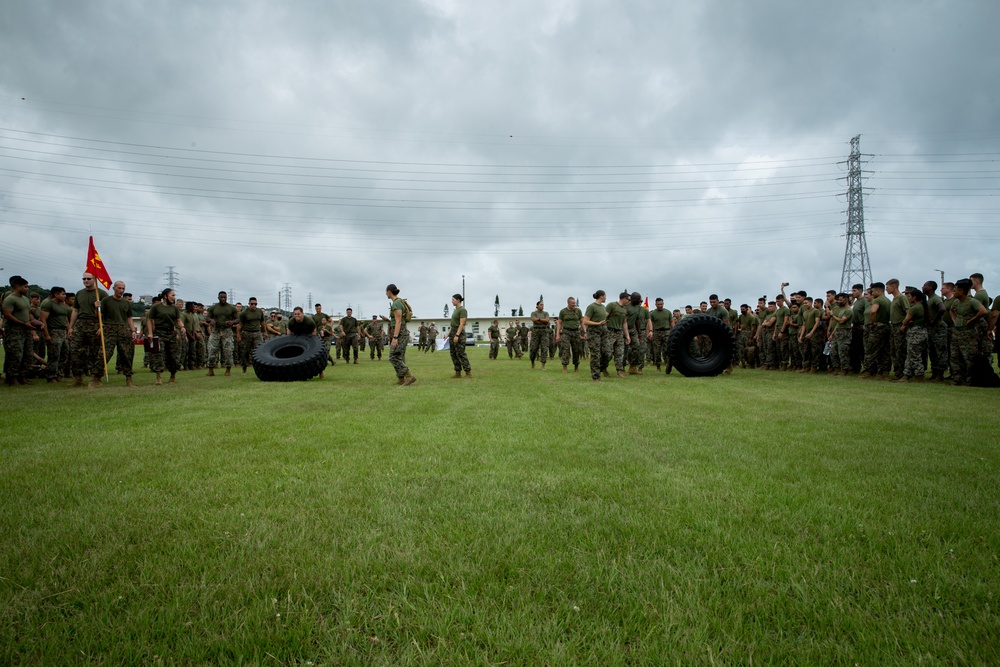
[2,346,999,665]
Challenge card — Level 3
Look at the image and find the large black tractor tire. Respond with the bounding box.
[252,335,327,382]
[666,314,735,378]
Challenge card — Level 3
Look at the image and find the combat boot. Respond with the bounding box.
[531,361,535,369]
[169,373,177,383]
[665,362,673,375]
[627,364,638,375]
[452,371,463,379]
[88,376,102,388]
[126,377,135,387]
[562,365,568,373]
[402,371,417,386]
[617,370,627,379]
[395,376,405,385]
[155,373,163,386]
[224,368,231,377]
[465,370,473,378]
[602,370,610,378]
[71,375,85,387]
[540,363,545,371]
[207,368,215,376]
[574,365,579,372]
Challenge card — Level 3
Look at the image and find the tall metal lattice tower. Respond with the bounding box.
[839,135,873,293]
[281,283,292,311]
[164,266,179,290]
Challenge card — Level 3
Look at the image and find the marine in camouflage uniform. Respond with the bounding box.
[448,295,471,377]
[146,289,184,384]
[758,302,778,369]
[735,305,756,369]
[367,317,384,360]
[786,304,802,370]
[862,284,892,378]
[417,323,428,352]
[207,292,238,373]
[237,298,266,372]
[923,282,948,381]
[886,280,908,379]
[518,322,529,357]
[557,298,584,372]
[487,320,501,360]
[339,309,360,363]
[649,298,673,371]
[799,299,823,372]
[385,286,414,385]
[69,274,110,384]
[39,288,71,381]
[827,294,853,374]
[506,322,520,359]
[772,295,791,370]
[898,288,929,381]
[947,280,989,385]
[2,279,38,385]
[625,292,648,374]
[584,292,612,380]
[101,282,135,382]
[425,324,438,352]
[606,292,630,377]
[529,301,551,368]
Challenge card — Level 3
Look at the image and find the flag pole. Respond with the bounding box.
[96,290,109,381]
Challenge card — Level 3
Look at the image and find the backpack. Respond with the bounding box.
[401,298,413,322]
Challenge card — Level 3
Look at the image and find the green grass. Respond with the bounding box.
[2,347,999,665]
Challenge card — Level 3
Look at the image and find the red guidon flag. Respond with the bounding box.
[643,296,649,309]
[86,236,112,289]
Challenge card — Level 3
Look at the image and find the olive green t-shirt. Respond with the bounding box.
[949,298,984,328]
[312,312,329,330]
[340,316,358,335]
[871,295,891,324]
[605,302,627,330]
[530,310,549,329]
[239,307,265,333]
[3,293,31,323]
[208,303,237,329]
[558,307,583,330]
[277,320,288,335]
[992,295,1000,312]
[942,297,956,327]
[831,305,853,331]
[100,295,133,325]
[288,316,316,336]
[506,326,517,339]
[927,294,945,325]
[40,297,71,331]
[585,302,608,325]
[649,308,672,330]
[906,302,927,327]
[802,305,821,332]
[487,325,500,340]
[973,289,990,309]
[707,305,729,322]
[148,303,180,335]
[852,298,867,326]
[774,306,790,332]
[889,294,908,324]
[74,287,109,320]
[450,306,468,331]
[738,313,757,332]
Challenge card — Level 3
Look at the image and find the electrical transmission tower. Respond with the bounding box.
[281,283,292,311]
[164,266,179,290]
[228,289,235,302]
[307,292,313,310]
[839,135,873,293]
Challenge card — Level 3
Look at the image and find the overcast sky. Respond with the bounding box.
[2,0,998,318]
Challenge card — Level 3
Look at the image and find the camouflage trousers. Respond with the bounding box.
[829,328,852,372]
[370,336,384,359]
[389,330,410,378]
[759,334,776,368]
[186,334,204,369]
[178,334,190,369]
[71,319,105,378]
[788,335,802,369]
[549,333,558,359]
[949,327,981,385]
[418,335,427,352]
[148,330,182,374]
[506,338,520,358]
[559,328,584,367]
[342,333,359,362]
[529,328,550,364]
[450,334,471,373]
[927,321,949,375]
[863,323,890,374]
[890,324,906,378]
[587,325,612,379]
[488,339,500,359]
[239,332,264,368]
[45,329,70,379]
[735,330,752,367]
[800,334,822,371]
[208,329,235,369]
[903,326,928,378]
[627,327,646,369]
[651,329,671,368]
[775,335,790,369]
[609,328,626,373]
[519,335,529,356]
[3,325,34,380]
[104,323,135,377]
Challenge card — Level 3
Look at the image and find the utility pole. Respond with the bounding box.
[934,269,945,286]
[839,135,873,293]
[462,274,466,303]
[164,266,179,290]
[281,283,292,311]
[307,292,313,310]
[228,289,234,303]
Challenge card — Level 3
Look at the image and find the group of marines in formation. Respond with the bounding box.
[3,271,998,388]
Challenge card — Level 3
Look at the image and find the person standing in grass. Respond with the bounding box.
[146,288,185,386]
[947,278,989,386]
[386,284,415,386]
[556,296,584,373]
[605,291,631,379]
[449,293,471,378]
[339,308,360,364]
[101,280,136,386]
[529,300,550,370]
[897,286,929,383]
[487,319,501,360]
[236,297,265,374]
[206,291,237,377]
[583,290,611,381]
[506,320,519,359]
[367,315,384,361]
